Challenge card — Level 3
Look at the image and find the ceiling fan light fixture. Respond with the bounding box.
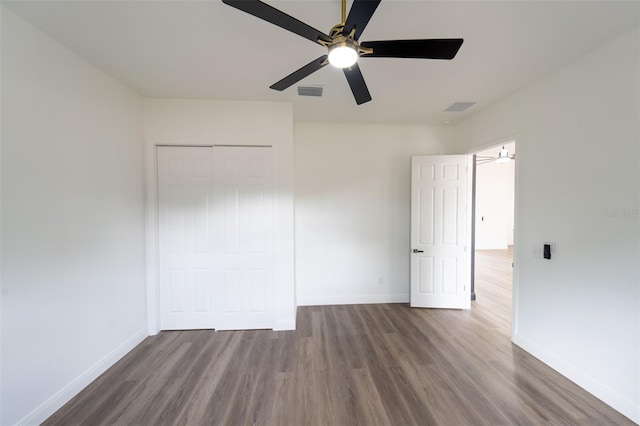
[328,42,358,68]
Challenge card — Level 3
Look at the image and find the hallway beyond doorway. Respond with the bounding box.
[473,247,513,336]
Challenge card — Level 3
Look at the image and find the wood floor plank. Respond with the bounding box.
[172,331,243,426]
[364,362,420,426]
[398,358,474,425]
[44,248,635,426]
[350,368,392,426]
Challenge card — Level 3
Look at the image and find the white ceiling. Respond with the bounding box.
[3,0,638,125]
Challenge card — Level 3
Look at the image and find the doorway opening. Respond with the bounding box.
[470,141,516,333]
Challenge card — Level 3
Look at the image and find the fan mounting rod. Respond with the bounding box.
[324,0,374,67]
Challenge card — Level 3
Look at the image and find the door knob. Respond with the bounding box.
[412,249,424,253]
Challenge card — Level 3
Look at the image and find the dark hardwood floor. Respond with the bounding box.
[44,249,634,425]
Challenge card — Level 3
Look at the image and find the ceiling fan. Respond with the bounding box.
[221,0,463,105]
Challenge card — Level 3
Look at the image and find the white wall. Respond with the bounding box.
[1,7,147,425]
[475,152,515,249]
[294,123,452,305]
[453,28,639,423]
[143,99,296,331]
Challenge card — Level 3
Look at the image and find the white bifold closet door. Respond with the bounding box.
[157,146,273,331]
[212,146,273,330]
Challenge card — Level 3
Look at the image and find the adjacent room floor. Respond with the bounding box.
[44,249,633,425]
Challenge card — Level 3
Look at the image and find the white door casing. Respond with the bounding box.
[158,146,216,329]
[213,147,273,330]
[157,146,273,331]
[410,155,470,309]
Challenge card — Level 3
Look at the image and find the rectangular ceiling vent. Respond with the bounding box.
[445,101,476,112]
[297,86,323,97]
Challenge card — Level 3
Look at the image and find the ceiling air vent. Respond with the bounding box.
[297,86,323,97]
[445,101,476,112]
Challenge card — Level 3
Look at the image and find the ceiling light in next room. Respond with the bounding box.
[445,102,476,112]
[496,146,514,163]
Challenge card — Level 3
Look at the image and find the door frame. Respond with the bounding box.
[466,134,520,340]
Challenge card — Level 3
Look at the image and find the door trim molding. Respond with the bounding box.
[145,143,160,335]
[470,154,477,301]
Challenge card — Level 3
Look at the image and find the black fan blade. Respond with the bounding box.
[361,39,464,59]
[222,0,331,45]
[270,55,328,91]
[343,63,372,105]
[342,0,381,40]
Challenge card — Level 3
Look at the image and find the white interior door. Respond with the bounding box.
[213,147,273,330]
[158,146,273,331]
[410,155,469,309]
[158,146,215,329]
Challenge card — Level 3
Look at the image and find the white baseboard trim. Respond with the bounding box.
[297,293,410,307]
[17,328,148,426]
[513,333,639,424]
